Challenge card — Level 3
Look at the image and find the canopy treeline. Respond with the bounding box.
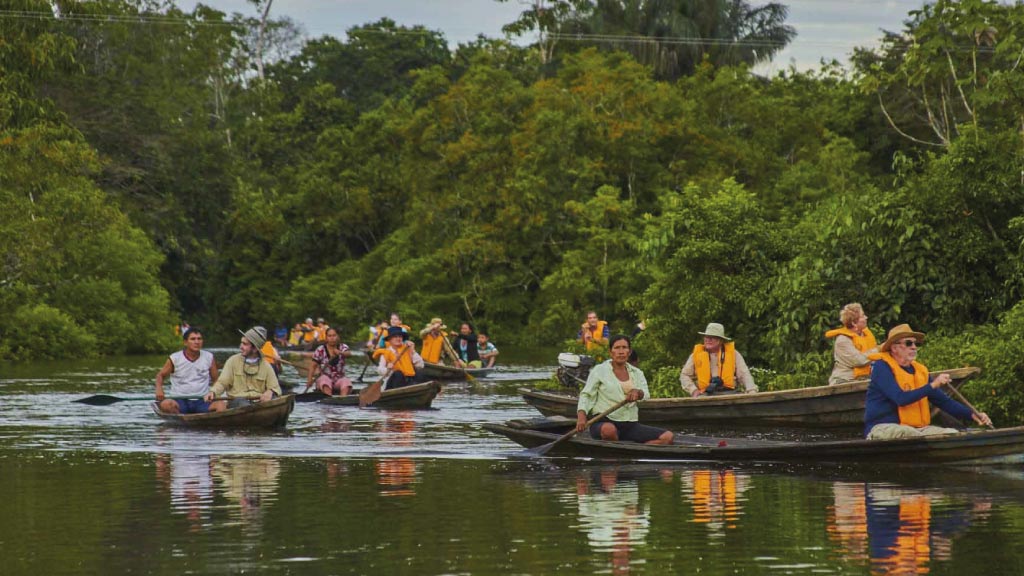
[5,0,1024,422]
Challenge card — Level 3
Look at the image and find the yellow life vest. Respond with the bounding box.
[824,327,878,378]
[302,323,316,342]
[692,343,736,391]
[420,332,445,364]
[260,341,279,365]
[583,320,608,351]
[876,352,931,427]
[378,346,416,376]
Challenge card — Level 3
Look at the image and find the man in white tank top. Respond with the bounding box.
[155,328,225,414]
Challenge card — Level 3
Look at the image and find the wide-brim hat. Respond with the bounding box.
[386,326,409,340]
[697,322,732,342]
[240,326,268,350]
[430,317,443,325]
[880,323,926,352]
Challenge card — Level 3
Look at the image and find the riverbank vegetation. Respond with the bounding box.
[3,0,1023,422]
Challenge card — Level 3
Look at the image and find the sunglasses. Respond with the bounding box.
[900,339,920,348]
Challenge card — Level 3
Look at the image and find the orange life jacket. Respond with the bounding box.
[378,346,416,376]
[692,343,736,391]
[583,320,608,351]
[876,352,931,427]
[420,332,445,364]
[824,327,878,378]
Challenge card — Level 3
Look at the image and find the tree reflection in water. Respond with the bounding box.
[374,412,420,497]
[827,482,992,575]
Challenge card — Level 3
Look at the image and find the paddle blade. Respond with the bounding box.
[73,394,125,405]
[359,381,383,407]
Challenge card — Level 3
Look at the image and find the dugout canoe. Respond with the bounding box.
[484,417,1024,464]
[520,367,981,428]
[151,394,295,429]
[420,362,494,380]
[320,381,442,409]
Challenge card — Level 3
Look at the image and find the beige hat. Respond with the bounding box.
[240,326,268,350]
[880,323,925,352]
[697,322,732,342]
[430,317,443,325]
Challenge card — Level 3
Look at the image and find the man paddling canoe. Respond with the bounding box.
[155,327,226,414]
[864,324,992,439]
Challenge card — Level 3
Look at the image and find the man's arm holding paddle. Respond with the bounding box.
[155,358,174,401]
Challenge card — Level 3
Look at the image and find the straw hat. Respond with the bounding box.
[239,326,268,350]
[879,323,926,352]
[697,322,732,342]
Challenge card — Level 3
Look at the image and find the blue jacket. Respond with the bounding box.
[863,360,973,437]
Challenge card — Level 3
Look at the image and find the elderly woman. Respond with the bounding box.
[305,327,353,396]
[825,303,879,385]
[575,335,674,445]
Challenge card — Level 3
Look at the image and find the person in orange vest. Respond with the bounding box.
[825,303,879,385]
[418,317,449,364]
[679,323,758,396]
[373,326,424,390]
[578,311,609,351]
[864,324,991,439]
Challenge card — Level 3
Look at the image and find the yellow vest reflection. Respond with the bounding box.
[682,469,749,534]
[375,413,420,497]
[827,482,991,575]
[575,470,650,576]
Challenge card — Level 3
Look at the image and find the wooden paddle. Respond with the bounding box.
[524,397,633,457]
[74,394,200,406]
[441,335,476,382]
[943,382,995,430]
[359,344,412,407]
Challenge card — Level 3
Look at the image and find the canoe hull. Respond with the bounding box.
[420,362,493,380]
[320,381,442,409]
[485,418,1024,464]
[521,367,980,428]
[151,394,294,429]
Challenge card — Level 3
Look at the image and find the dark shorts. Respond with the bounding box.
[386,372,416,389]
[589,419,668,443]
[175,398,211,414]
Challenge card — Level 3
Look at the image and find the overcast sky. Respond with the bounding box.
[182,0,928,72]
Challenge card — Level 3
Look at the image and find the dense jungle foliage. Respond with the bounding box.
[3,0,1024,422]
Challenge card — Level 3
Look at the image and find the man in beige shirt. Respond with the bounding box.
[205,326,282,408]
[679,323,758,397]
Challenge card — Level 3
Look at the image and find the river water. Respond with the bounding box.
[2,349,1024,575]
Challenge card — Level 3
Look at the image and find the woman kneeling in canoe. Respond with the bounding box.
[576,335,674,445]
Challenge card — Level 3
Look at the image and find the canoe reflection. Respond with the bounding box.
[827,481,992,574]
[681,469,750,534]
[574,469,650,575]
[210,456,281,530]
[374,413,420,497]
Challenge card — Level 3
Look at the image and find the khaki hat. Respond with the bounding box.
[880,323,925,352]
[240,326,268,350]
[697,323,732,342]
[430,317,443,325]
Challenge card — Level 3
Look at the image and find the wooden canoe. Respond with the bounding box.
[484,417,1024,464]
[419,362,493,380]
[319,381,442,409]
[520,367,981,428]
[151,394,294,429]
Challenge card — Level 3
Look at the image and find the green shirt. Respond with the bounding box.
[576,360,649,422]
[211,354,282,398]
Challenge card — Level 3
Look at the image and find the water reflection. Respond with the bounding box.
[210,456,281,532]
[681,468,750,536]
[573,469,652,575]
[375,413,420,497]
[156,453,214,533]
[827,480,992,575]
